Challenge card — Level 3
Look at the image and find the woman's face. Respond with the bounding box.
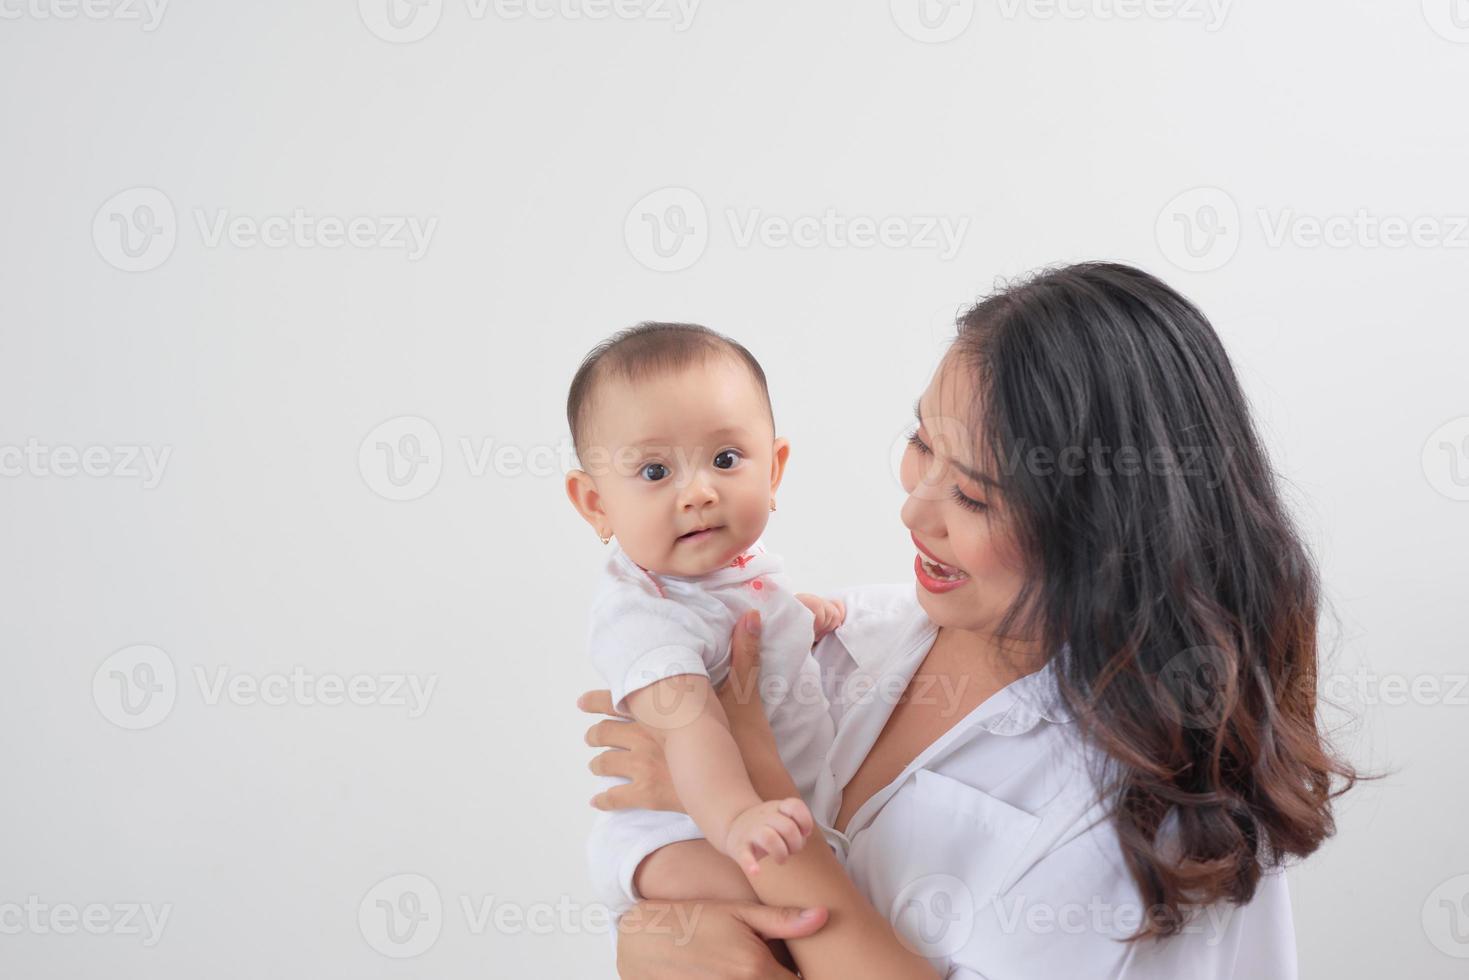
[899,354,1030,637]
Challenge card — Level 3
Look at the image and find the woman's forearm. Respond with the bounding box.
[741,825,939,980]
[737,742,939,980]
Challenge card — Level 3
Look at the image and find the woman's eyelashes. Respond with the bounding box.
[949,485,988,513]
[907,431,988,512]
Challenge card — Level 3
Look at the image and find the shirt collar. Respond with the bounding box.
[836,589,1074,735]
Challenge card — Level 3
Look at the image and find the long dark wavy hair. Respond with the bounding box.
[952,262,1356,939]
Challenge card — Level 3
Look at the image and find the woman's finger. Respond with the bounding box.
[722,610,763,707]
[585,718,640,749]
[576,689,629,718]
[591,783,643,811]
[730,902,828,941]
[588,749,634,778]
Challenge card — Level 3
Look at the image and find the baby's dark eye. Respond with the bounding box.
[641,463,670,482]
[713,450,741,470]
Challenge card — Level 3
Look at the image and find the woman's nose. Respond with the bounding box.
[900,485,943,538]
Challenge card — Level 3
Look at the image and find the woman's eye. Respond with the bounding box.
[641,463,670,482]
[907,431,931,456]
[949,485,988,513]
[713,450,741,470]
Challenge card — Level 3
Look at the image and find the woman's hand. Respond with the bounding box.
[717,611,796,798]
[578,690,682,813]
[615,899,828,979]
[578,610,788,811]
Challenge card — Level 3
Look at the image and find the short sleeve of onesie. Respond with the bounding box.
[587,575,719,715]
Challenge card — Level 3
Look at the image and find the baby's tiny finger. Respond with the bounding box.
[771,815,803,855]
[759,827,790,863]
[777,798,815,836]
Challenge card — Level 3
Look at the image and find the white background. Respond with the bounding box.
[2,2,1467,977]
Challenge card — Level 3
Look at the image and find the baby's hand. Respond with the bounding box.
[797,593,846,641]
[722,798,815,876]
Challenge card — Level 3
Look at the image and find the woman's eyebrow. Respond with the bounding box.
[913,397,998,488]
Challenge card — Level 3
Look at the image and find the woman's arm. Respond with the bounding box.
[615,899,827,979]
[580,613,942,980]
[715,611,941,980]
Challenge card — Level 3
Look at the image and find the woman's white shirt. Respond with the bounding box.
[810,583,1298,980]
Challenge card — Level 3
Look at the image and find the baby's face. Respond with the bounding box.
[574,357,787,577]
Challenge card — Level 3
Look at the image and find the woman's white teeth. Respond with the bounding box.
[921,555,967,580]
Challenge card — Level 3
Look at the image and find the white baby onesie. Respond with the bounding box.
[585,538,836,911]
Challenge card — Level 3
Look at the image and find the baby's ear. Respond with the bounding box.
[768,437,791,493]
[564,470,605,530]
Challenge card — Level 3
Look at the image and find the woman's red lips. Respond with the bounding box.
[911,533,970,593]
[911,533,953,567]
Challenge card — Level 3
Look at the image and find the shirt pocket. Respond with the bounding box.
[885,769,1042,970]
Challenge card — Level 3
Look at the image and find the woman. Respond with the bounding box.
[579,262,1355,978]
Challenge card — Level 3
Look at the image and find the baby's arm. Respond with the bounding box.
[624,674,813,875]
[633,839,758,903]
[796,593,846,640]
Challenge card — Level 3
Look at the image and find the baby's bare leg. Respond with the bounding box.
[633,839,757,902]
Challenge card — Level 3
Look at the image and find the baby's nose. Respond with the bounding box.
[679,478,718,507]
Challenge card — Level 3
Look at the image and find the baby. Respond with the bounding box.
[564,321,845,909]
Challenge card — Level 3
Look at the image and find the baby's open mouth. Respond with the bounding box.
[677,526,724,542]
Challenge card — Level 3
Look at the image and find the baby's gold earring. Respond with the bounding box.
[598,530,611,545]
[769,499,777,512]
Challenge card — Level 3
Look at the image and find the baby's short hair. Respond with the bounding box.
[566,321,774,461]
